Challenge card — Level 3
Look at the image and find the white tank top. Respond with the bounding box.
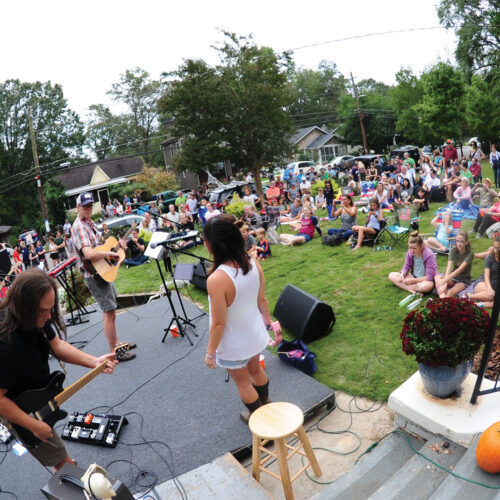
[210,262,269,361]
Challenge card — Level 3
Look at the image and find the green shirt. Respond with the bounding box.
[462,170,474,186]
[449,247,474,284]
[175,196,186,206]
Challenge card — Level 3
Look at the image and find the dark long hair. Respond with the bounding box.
[0,269,66,339]
[202,214,251,275]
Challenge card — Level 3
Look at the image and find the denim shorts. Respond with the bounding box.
[217,356,252,369]
[297,233,312,242]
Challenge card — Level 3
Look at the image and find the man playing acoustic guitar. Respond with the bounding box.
[0,269,118,471]
[72,192,136,361]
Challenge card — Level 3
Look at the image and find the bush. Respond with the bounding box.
[311,179,340,197]
[65,270,92,312]
[225,193,252,219]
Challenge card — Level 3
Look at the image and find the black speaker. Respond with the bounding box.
[189,259,211,291]
[273,284,335,342]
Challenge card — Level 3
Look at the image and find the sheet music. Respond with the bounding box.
[145,231,170,260]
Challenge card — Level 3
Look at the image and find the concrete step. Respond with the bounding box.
[368,436,466,500]
[429,434,500,500]
[311,429,424,500]
[149,452,273,499]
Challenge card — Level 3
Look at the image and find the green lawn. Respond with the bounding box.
[116,164,496,402]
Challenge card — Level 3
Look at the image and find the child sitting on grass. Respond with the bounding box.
[255,228,271,260]
[240,223,257,258]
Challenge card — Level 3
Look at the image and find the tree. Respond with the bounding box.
[288,61,348,128]
[392,68,424,144]
[438,0,500,79]
[0,79,84,236]
[465,74,500,146]
[159,32,296,199]
[136,166,178,194]
[85,68,162,163]
[337,79,395,153]
[44,178,68,226]
[414,63,465,145]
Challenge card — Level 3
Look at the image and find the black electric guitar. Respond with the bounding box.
[8,343,134,447]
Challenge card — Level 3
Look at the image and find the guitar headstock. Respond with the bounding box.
[114,342,137,356]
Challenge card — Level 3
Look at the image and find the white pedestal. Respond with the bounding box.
[388,371,500,447]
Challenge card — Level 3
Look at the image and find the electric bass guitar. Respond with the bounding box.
[8,343,134,447]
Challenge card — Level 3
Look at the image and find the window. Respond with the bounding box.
[320,146,335,162]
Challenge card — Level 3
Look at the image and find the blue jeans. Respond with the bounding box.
[327,202,334,219]
[327,228,353,240]
[124,255,149,266]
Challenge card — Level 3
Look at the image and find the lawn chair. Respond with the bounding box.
[425,209,463,254]
[349,219,387,248]
[378,204,420,247]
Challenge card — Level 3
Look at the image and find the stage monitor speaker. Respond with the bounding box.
[273,284,335,343]
[190,259,210,291]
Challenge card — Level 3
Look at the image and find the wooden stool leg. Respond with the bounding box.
[252,434,261,482]
[275,438,294,500]
[297,426,322,477]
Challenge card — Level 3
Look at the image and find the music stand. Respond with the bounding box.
[145,233,198,345]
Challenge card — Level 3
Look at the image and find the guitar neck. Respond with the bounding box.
[54,360,107,406]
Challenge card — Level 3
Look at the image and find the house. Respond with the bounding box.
[290,126,349,163]
[0,226,12,245]
[161,136,233,190]
[57,156,144,209]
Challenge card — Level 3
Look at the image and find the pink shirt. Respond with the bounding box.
[299,217,315,238]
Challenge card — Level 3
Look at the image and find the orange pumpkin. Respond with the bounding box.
[476,421,500,473]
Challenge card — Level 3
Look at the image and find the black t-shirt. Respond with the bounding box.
[0,323,56,400]
[178,221,195,232]
[127,237,145,259]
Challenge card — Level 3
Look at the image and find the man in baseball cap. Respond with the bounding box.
[71,191,136,361]
[443,139,458,167]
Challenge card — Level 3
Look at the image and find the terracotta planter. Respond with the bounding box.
[418,359,474,398]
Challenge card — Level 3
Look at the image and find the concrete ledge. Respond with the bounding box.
[388,371,500,447]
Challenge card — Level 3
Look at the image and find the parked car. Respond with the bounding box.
[389,145,420,163]
[328,155,355,170]
[95,214,145,232]
[18,229,39,245]
[282,161,318,180]
[344,154,388,170]
[208,181,258,209]
[422,145,436,158]
[153,190,178,210]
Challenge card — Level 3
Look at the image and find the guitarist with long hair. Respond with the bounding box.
[71,192,136,361]
[0,269,117,471]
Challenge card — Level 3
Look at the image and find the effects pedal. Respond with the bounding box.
[61,412,127,448]
[0,422,12,444]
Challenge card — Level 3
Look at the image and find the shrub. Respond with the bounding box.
[225,193,252,220]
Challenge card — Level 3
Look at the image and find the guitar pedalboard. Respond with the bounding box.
[61,412,127,448]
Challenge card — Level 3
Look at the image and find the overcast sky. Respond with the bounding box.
[1,0,457,120]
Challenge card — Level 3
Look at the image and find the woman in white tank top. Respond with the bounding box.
[203,214,274,423]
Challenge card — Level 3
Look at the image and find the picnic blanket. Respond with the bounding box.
[434,202,477,220]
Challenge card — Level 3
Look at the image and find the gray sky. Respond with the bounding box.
[2,0,457,119]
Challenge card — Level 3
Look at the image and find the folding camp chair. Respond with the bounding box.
[378,204,420,247]
[426,209,463,254]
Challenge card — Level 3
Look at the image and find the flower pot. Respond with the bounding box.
[418,359,474,398]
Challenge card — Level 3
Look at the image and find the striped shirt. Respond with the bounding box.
[71,216,102,278]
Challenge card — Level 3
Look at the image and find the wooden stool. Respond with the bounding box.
[249,402,322,500]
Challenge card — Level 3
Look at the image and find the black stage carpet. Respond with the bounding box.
[0,296,334,498]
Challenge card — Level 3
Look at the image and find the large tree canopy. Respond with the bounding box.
[159,32,296,198]
[438,0,500,79]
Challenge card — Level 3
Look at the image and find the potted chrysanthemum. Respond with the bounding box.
[400,297,490,397]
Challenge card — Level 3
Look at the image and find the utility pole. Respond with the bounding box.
[350,73,368,155]
[28,106,50,233]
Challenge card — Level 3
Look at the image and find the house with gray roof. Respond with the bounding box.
[57,156,144,208]
[290,126,348,163]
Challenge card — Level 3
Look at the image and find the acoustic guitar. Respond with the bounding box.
[8,343,134,447]
[82,226,135,283]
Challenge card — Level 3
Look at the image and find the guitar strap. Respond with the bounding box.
[43,323,67,375]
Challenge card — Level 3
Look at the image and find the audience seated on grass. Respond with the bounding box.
[470,178,497,221]
[374,182,389,209]
[124,228,149,268]
[240,223,257,257]
[411,187,429,212]
[395,178,412,204]
[279,207,316,246]
[435,231,474,298]
[453,177,472,209]
[351,198,382,250]
[463,236,500,308]
[255,227,271,260]
[473,192,500,239]
[425,211,453,253]
[281,199,302,223]
[388,232,438,295]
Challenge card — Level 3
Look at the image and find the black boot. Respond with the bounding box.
[240,397,262,424]
[253,381,271,405]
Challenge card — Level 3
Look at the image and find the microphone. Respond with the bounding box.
[149,241,172,249]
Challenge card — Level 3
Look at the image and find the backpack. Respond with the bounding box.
[277,339,317,375]
[322,234,343,246]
